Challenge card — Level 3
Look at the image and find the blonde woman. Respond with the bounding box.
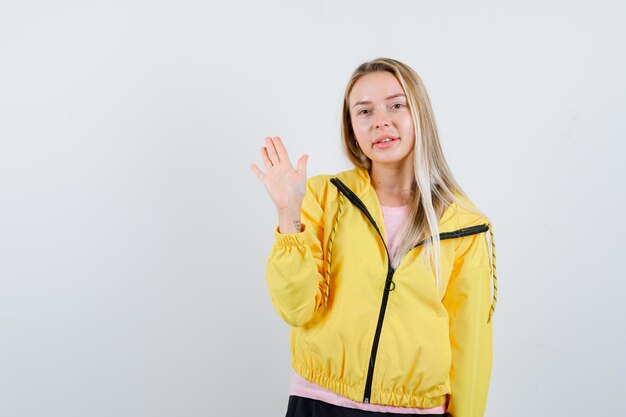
[251,57,497,417]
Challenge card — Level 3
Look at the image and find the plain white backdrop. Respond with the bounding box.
[1,1,625,416]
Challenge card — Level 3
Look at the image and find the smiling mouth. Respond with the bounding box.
[374,136,400,146]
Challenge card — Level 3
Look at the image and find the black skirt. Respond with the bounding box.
[285,395,449,417]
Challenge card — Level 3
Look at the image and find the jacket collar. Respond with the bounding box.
[331,167,487,234]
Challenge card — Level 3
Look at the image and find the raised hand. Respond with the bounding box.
[250,136,309,214]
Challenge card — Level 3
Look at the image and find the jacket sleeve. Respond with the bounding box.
[442,229,494,417]
[265,177,327,327]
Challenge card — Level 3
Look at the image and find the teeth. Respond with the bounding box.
[379,138,394,143]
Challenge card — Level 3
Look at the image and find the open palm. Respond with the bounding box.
[250,136,308,212]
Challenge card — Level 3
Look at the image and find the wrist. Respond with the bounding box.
[277,211,302,234]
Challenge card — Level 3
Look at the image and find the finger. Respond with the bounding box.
[260,146,273,170]
[250,163,265,180]
[297,154,308,176]
[265,137,280,164]
[273,136,290,164]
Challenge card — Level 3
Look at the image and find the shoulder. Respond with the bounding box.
[305,174,334,202]
[306,167,364,198]
[306,173,333,190]
[446,192,493,259]
[302,172,342,213]
[448,192,491,231]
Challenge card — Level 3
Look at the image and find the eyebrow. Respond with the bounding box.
[352,93,406,108]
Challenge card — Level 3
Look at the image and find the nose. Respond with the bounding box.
[374,117,390,129]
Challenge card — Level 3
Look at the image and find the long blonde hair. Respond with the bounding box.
[341,57,486,289]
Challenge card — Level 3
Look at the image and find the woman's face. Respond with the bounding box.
[349,71,415,166]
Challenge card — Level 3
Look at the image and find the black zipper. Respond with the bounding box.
[330,177,489,403]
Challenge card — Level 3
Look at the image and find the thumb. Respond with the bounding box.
[297,154,308,177]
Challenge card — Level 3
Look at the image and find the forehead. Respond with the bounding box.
[349,71,405,104]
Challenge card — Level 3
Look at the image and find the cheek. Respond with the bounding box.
[400,115,415,138]
[351,118,369,137]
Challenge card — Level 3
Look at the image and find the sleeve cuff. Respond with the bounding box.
[274,223,308,247]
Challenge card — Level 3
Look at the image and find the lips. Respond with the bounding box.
[373,134,400,145]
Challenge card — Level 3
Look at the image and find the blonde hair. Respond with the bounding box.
[341,57,486,289]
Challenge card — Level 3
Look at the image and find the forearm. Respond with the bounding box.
[266,226,325,327]
[268,177,327,326]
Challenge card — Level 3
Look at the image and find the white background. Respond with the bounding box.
[1,1,625,416]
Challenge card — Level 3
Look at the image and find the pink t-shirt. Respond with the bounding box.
[288,204,447,414]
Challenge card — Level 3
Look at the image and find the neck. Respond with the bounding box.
[369,161,416,206]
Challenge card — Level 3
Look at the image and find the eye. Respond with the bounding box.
[392,103,405,109]
[357,109,370,116]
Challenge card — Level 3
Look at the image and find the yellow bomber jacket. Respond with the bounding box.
[266,167,497,416]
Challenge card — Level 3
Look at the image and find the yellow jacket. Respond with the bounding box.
[266,167,497,416]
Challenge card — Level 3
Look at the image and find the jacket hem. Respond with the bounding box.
[293,360,449,409]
